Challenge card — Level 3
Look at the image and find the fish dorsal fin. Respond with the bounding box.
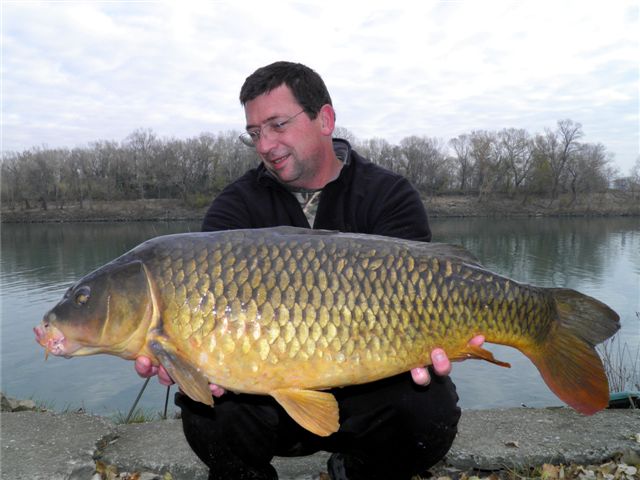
[271,388,339,437]
[425,243,483,267]
[149,338,214,406]
[450,344,511,368]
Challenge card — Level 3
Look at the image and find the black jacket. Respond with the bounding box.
[201,139,431,242]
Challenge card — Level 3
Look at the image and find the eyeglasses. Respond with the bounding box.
[239,110,306,147]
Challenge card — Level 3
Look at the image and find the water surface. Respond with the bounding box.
[1,217,638,416]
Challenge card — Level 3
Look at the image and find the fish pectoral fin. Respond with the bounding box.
[450,344,511,368]
[271,388,339,437]
[149,339,213,406]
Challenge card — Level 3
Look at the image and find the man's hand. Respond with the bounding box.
[410,335,485,386]
[134,356,226,397]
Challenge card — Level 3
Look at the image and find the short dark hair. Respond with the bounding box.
[239,61,333,120]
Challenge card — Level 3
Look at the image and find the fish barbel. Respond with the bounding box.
[34,227,620,436]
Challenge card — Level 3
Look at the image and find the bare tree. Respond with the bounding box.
[629,157,640,199]
[124,128,161,199]
[566,143,611,204]
[449,134,474,193]
[469,130,505,200]
[357,137,400,172]
[498,128,535,196]
[333,126,358,145]
[1,119,624,208]
[399,136,450,196]
[1,152,24,209]
[536,119,584,200]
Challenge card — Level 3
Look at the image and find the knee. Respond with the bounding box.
[175,392,280,468]
[409,376,461,473]
[421,372,461,425]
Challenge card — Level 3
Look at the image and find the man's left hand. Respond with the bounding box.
[411,335,485,385]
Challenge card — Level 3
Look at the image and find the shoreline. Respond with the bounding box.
[2,193,639,224]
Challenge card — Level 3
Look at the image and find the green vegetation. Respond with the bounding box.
[2,119,639,213]
[110,407,166,425]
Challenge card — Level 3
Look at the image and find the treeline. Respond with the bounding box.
[1,119,638,211]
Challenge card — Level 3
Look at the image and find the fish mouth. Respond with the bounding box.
[34,315,71,358]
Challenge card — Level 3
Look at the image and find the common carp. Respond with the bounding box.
[34,227,620,436]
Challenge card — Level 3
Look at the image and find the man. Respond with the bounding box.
[136,61,482,480]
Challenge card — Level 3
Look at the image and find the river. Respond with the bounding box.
[1,217,638,417]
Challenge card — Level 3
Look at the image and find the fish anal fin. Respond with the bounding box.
[271,388,339,437]
[450,344,511,368]
[149,338,213,407]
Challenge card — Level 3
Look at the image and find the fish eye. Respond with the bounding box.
[74,286,91,306]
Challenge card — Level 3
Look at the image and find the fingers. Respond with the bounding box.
[411,366,431,386]
[412,335,487,385]
[157,365,175,386]
[431,348,452,376]
[134,356,174,386]
[209,384,226,398]
[134,356,157,378]
[410,349,453,386]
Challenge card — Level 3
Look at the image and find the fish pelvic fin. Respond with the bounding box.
[271,388,339,437]
[149,338,213,407]
[529,288,620,415]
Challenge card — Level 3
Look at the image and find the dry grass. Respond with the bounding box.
[598,315,640,394]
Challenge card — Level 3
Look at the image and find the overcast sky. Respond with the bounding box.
[2,0,638,174]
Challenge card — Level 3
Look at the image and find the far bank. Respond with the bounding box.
[2,193,639,224]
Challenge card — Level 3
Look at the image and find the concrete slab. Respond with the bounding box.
[448,408,640,471]
[1,407,638,480]
[105,419,208,480]
[0,411,115,480]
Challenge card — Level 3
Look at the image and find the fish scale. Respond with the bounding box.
[35,226,620,437]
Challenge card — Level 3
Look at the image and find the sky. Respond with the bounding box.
[2,0,638,175]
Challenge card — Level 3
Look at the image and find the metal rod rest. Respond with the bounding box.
[126,377,150,424]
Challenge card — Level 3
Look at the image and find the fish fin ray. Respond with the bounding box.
[450,344,511,368]
[526,289,620,415]
[271,388,339,437]
[149,338,213,406]
[424,243,483,267]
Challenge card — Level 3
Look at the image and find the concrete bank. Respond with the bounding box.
[1,408,638,480]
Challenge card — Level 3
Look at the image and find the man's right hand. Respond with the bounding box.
[134,356,226,397]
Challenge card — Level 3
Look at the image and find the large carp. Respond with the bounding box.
[34,227,619,436]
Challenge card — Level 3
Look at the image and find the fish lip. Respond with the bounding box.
[33,320,69,357]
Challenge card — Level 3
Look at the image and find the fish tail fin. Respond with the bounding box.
[526,288,620,415]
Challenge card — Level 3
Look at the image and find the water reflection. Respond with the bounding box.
[1,222,199,284]
[432,217,638,288]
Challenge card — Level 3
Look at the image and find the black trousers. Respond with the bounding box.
[176,369,460,480]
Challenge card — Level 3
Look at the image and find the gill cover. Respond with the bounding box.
[48,259,153,356]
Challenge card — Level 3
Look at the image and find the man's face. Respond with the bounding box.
[244,84,331,189]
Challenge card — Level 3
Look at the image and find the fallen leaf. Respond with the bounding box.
[617,464,637,477]
[542,463,560,480]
